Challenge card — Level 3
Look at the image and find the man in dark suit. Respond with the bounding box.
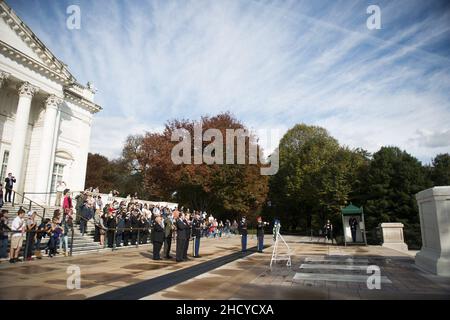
[183,212,191,260]
[175,211,188,262]
[163,211,174,259]
[130,210,139,245]
[151,215,164,260]
[4,173,16,203]
[106,211,116,248]
[238,216,248,253]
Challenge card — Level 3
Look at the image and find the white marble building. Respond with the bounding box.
[0,2,101,204]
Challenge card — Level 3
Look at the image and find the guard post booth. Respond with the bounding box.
[341,203,367,246]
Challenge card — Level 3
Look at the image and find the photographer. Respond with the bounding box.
[4,173,16,203]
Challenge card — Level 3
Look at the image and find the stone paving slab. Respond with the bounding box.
[299,263,371,271]
[304,257,369,264]
[1,235,450,300]
[293,272,392,283]
[0,235,259,300]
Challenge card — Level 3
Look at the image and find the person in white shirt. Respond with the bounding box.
[153,205,161,217]
[55,181,66,206]
[9,208,25,263]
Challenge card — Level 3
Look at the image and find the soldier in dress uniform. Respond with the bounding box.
[163,210,175,259]
[192,211,203,258]
[324,220,333,243]
[349,217,358,242]
[238,216,248,253]
[256,216,266,253]
[151,215,164,260]
[175,211,188,262]
[183,212,192,260]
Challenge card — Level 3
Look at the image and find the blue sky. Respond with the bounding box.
[7,0,450,163]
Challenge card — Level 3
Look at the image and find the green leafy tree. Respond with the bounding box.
[360,146,429,248]
[85,153,144,198]
[268,124,365,235]
[429,153,450,186]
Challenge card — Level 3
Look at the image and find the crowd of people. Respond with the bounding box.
[0,207,70,263]
[0,183,268,264]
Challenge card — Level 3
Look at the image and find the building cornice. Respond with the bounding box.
[0,1,73,80]
[0,39,73,85]
[0,1,102,113]
[64,88,102,114]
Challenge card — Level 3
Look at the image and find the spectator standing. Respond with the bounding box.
[63,191,73,217]
[24,211,37,260]
[48,218,63,257]
[9,208,25,263]
[35,218,51,259]
[60,211,73,256]
[80,200,93,236]
[55,181,66,207]
[74,192,86,224]
[99,212,107,247]
[0,184,4,208]
[231,220,238,235]
[0,210,11,259]
[106,211,116,248]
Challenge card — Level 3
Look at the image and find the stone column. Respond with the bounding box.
[415,186,450,276]
[6,82,39,192]
[0,71,10,88]
[380,223,408,252]
[34,95,62,203]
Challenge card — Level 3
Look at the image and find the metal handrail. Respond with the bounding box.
[23,191,59,195]
[11,190,47,221]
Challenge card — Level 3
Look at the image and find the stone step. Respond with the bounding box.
[71,244,102,250]
[69,240,99,246]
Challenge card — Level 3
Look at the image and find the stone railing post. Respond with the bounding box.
[415,186,450,276]
[380,223,408,252]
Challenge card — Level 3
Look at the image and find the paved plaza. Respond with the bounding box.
[0,235,449,300]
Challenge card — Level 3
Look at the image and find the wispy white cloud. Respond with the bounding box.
[8,0,450,162]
